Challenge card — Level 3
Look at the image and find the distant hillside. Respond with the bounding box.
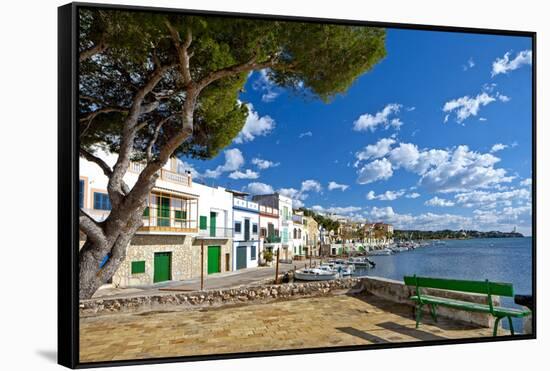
[394,229,524,240]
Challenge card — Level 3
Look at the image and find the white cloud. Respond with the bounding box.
[490,143,508,153]
[366,189,405,201]
[311,205,362,215]
[245,182,274,195]
[252,69,280,102]
[234,103,275,143]
[405,192,421,199]
[497,92,511,102]
[443,92,496,123]
[328,181,349,191]
[492,50,532,77]
[520,178,532,187]
[353,103,403,132]
[354,140,514,193]
[203,148,245,178]
[355,138,396,162]
[419,145,514,193]
[425,196,455,207]
[175,160,200,179]
[454,188,531,208]
[251,157,279,170]
[301,179,322,193]
[357,158,393,184]
[298,131,313,138]
[462,57,475,71]
[228,169,259,179]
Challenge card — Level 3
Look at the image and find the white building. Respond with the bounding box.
[252,193,294,261]
[228,190,260,270]
[258,204,280,262]
[79,151,234,287]
[292,212,307,257]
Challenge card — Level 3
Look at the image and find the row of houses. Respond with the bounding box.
[79,153,320,288]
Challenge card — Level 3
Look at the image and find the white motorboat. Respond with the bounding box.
[294,268,338,281]
[368,248,393,256]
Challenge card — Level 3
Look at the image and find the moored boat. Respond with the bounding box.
[294,268,338,281]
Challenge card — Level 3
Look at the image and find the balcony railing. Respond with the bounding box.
[129,162,192,187]
[265,235,281,243]
[259,205,279,216]
[197,227,233,239]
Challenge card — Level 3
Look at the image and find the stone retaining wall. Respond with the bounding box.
[80,278,362,317]
[360,276,499,328]
[80,276,500,329]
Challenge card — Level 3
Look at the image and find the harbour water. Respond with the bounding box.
[354,237,533,331]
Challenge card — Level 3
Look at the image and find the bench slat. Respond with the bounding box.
[404,275,514,297]
[410,295,531,317]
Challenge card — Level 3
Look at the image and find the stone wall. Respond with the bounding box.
[112,235,232,287]
[80,278,362,317]
[359,276,499,328]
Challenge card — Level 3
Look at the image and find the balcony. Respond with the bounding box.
[265,235,281,244]
[139,192,198,234]
[197,227,233,239]
[129,162,192,187]
[233,198,259,212]
[259,205,279,217]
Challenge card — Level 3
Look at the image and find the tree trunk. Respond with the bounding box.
[79,175,157,299]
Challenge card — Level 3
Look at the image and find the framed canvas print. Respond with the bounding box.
[58,2,536,368]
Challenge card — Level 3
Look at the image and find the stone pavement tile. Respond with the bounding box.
[80,294,500,363]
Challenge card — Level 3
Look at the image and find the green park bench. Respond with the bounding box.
[403,275,531,336]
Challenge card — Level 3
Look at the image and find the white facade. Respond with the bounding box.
[231,196,260,270]
[252,193,294,261]
[258,205,280,260]
[292,213,306,256]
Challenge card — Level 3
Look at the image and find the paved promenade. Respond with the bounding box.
[93,259,320,299]
[80,293,502,363]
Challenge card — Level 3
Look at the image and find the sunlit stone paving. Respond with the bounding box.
[80,294,501,363]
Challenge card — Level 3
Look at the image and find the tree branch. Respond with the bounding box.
[165,20,193,86]
[80,148,130,195]
[197,56,277,92]
[80,39,108,62]
[79,210,106,245]
[146,115,173,162]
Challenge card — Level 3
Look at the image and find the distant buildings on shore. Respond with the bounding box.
[79,152,393,288]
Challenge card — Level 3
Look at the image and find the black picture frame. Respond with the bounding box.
[58,2,537,368]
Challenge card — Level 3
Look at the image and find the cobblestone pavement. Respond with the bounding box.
[80,294,502,363]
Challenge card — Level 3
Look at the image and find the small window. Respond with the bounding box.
[199,216,207,230]
[235,222,242,233]
[93,192,111,210]
[260,227,267,237]
[252,223,258,234]
[131,261,146,274]
[175,210,187,220]
[79,180,84,208]
[251,246,256,260]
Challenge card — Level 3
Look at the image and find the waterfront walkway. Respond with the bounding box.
[93,259,321,299]
[80,293,503,363]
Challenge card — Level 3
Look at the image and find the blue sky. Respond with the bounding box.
[181,28,533,235]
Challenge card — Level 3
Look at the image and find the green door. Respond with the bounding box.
[236,246,247,270]
[210,212,217,237]
[153,252,171,283]
[207,246,221,274]
[158,196,170,227]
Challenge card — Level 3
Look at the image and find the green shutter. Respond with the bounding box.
[175,210,186,220]
[143,207,150,217]
[131,261,145,274]
[200,216,207,230]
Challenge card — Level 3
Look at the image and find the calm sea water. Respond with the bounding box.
[354,237,533,331]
